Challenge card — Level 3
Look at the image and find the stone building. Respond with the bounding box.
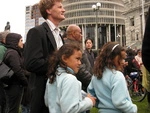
[60,0,126,50]
[123,0,150,49]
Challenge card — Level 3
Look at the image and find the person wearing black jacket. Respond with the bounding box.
[84,38,95,73]
[65,24,92,92]
[124,48,138,77]
[23,0,65,113]
[3,33,28,113]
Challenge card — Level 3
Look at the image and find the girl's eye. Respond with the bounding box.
[77,58,80,60]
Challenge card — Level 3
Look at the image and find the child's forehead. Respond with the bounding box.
[72,50,82,55]
[74,50,82,54]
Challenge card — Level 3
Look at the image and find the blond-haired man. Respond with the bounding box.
[24,0,65,113]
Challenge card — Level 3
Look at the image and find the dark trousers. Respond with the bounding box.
[4,85,23,113]
[0,83,6,113]
[29,75,48,113]
[147,91,150,103]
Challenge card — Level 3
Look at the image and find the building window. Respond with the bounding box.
[131,30,135,41]
[130,17,134,26]
[26,6,30,11]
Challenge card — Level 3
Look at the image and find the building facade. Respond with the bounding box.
[60,0,126,50]
[25,5,35,38]
[123,0,150,49]
[25,4,44,41]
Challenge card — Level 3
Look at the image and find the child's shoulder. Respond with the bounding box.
[58,73,77,82]
[57,73,78,88]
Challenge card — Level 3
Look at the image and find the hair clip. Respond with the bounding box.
[111,44,119,52]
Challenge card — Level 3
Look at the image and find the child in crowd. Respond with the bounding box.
[44,44,96,113]
[87,42,137,113]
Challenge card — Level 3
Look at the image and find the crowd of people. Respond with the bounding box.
[1,0,150,113]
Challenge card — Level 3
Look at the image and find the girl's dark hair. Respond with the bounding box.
[47,43,81,83]
[93,42,125,79]
[126,48,135,56]
[84,38,93,44]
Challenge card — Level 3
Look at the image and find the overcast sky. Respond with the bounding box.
[0,0,39,38]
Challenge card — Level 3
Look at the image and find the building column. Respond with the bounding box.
[82,24,85,49]
[107,24,111,41]
[120,25,123,46]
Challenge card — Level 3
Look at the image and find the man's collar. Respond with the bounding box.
[46,19,60,32]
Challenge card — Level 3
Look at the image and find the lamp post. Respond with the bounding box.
[92,2,101,50]
[142,0,145,36]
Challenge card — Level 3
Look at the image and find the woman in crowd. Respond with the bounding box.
[44,44,96,113]
[84,38,95,73]
[3,33,28,113]
[87,42,137,113]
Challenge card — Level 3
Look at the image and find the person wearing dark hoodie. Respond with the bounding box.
[3,33,28,113]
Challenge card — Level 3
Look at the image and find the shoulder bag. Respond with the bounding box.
[0,50,14,81]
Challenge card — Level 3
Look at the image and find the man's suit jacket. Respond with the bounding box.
[24,22,58,75]
[23,22,64,113]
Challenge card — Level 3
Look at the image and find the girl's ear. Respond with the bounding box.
[113,55,119,67]
[62,55,67,63]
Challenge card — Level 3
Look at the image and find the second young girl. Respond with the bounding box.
[87,42,137,113]
[44,44,96,113]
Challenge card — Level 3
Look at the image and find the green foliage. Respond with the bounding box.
[90,107,98,113]
[90,97,149,113]
[133,97,149,113]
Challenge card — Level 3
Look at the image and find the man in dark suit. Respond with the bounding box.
[23,0,65,113]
